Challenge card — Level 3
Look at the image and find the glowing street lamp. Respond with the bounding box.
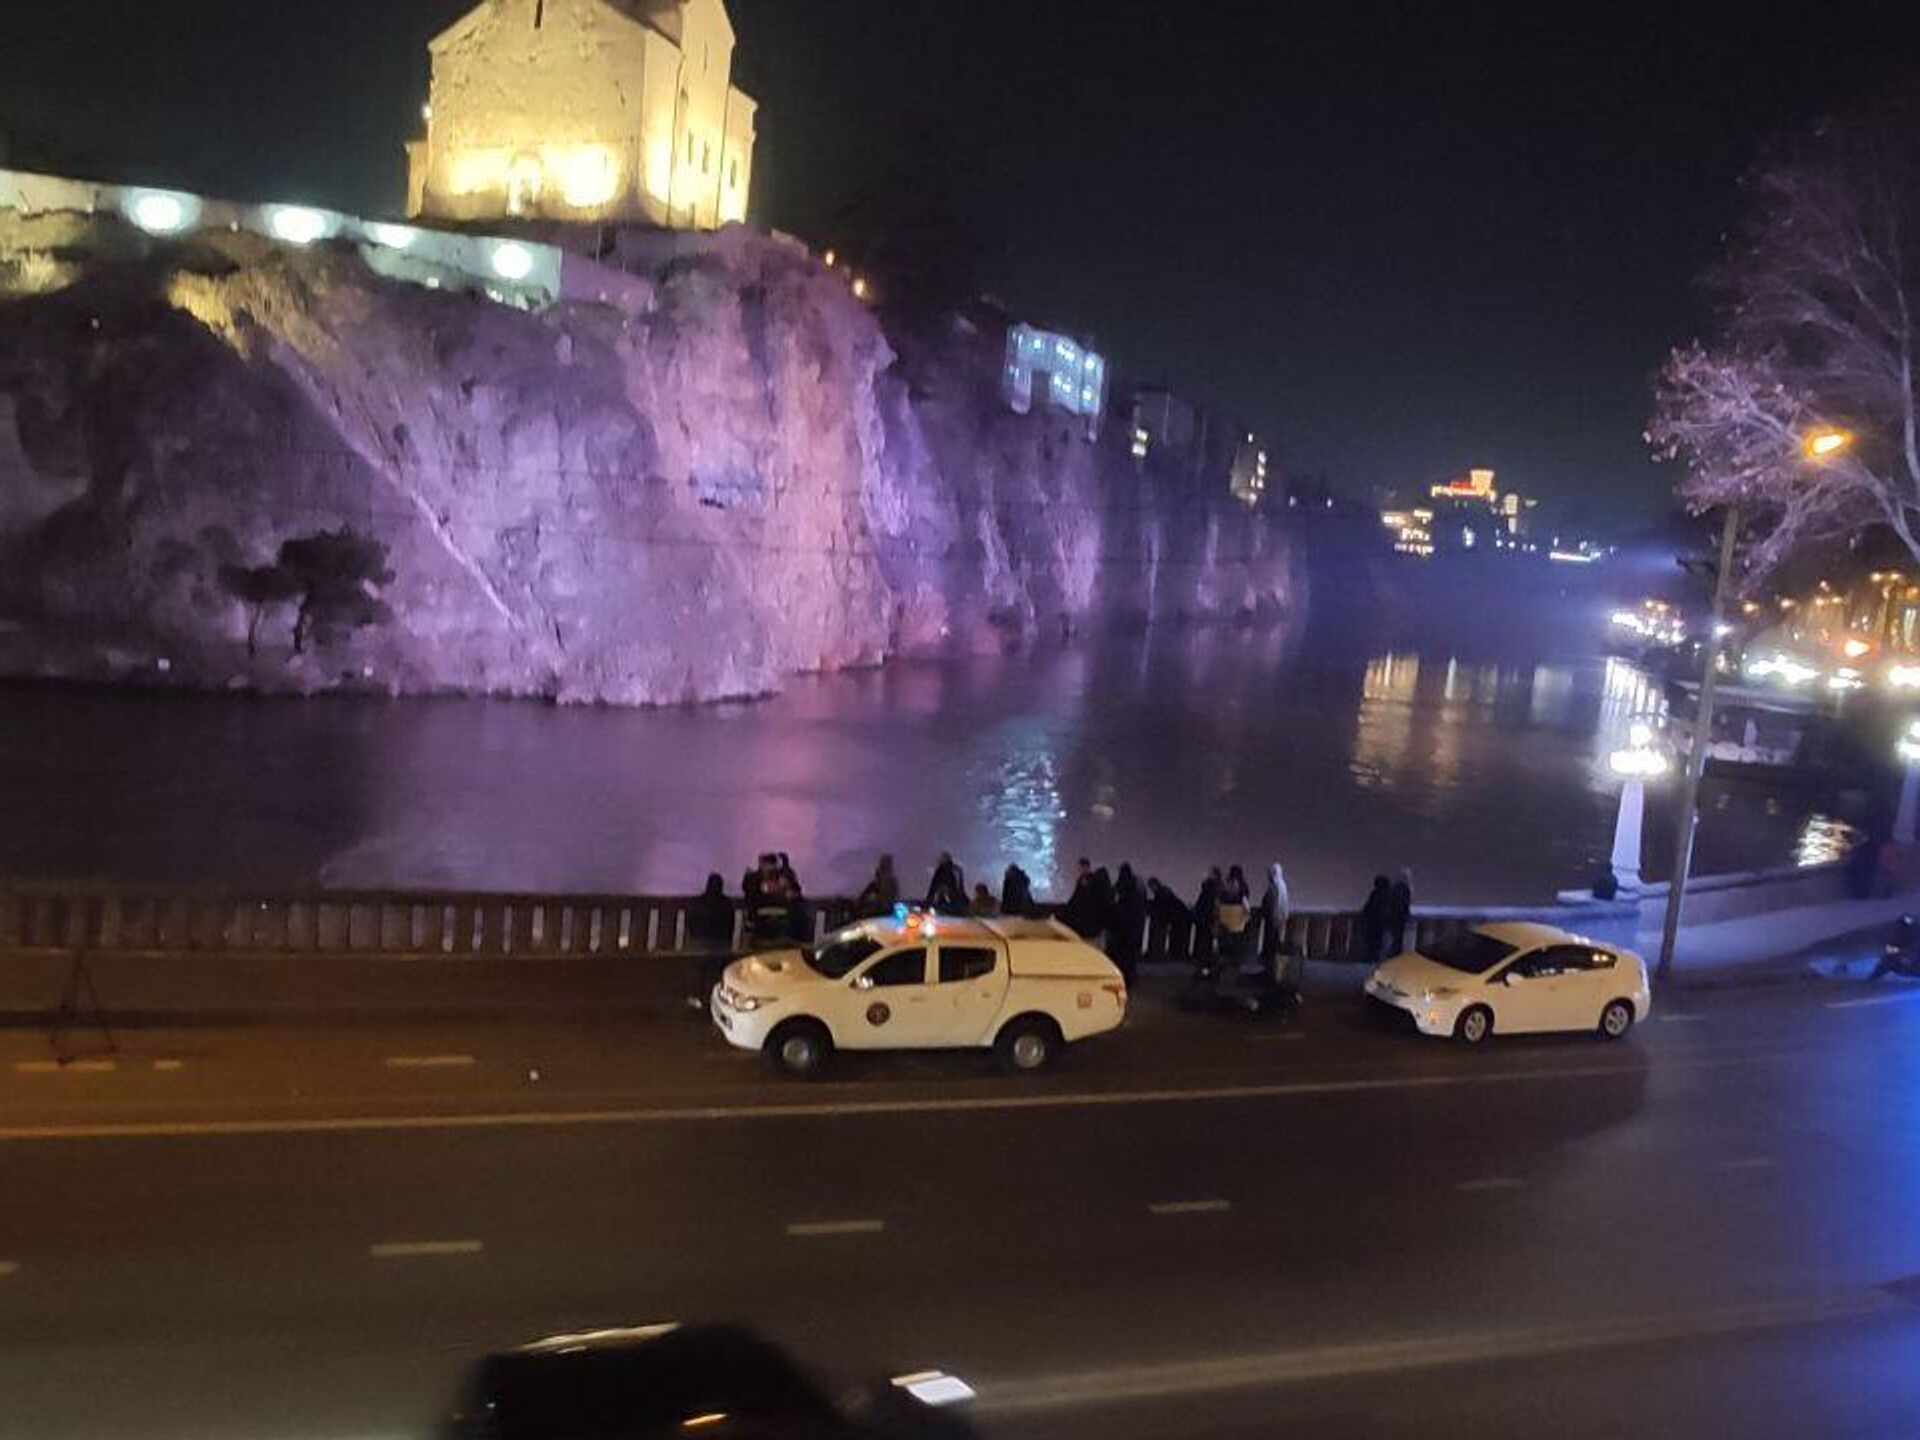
[1804,428,1854,460]
[1607,718,1670,893]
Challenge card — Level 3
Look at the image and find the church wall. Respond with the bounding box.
[420,0,657,224]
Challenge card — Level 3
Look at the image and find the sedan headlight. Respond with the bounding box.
[731,993,774,1012]
[1421,986,1460,1001]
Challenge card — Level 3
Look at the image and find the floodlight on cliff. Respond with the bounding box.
[265,205,333,246]
[123,189,200,236]
[363,222,419,251]
[490,241,536,281]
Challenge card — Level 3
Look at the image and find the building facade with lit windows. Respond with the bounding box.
[407,0,757,231]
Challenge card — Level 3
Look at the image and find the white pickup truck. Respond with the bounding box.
[711,911,1128,1077]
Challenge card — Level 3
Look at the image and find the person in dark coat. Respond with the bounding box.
[1109,864,1147,984]
[1000,863,1035,917]
[970,882,1000,917]
[926,851,968,914]
[1090,866,1117,948]
[1386,867,1414,957]
[1191,869,1221,967]
[1359,874,1393,965]
[856,854,901,918]
[1147,878,1191,963]
[685,872,737,1008]
[778,854,811,943]
[1062,858,1102,939]
[1217,864,1255,966]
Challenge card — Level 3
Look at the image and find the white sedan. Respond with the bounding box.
[1364,921,1651,1044]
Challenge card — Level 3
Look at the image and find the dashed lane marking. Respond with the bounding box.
[382,1055,477,1069]
[14,1059,115,1075]
[1147,1199,1233,1216]
[152,1060,184,1073]
[785,1220,885,1237]
[1826,991,1920,1010]
[1455,1177,1527,1192]
[1658,1013,1706,1023]
[1717,1156,1778,1171]
[369,1240,483,1258]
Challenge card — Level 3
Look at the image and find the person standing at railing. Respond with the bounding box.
[926,852,968,915]
[855,854,900,918]
[1359,874,1393,965]
[1387,868,1414,958]
[1000,863,1036,918]
[1110,863,1146,986]
[685,873,737,1010]
[1260,861,1291,975]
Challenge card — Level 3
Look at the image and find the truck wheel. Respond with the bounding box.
[996,1015,1061,1074]
[764,1019,831,1079]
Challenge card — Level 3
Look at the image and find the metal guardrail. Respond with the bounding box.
[0,881,1482,964]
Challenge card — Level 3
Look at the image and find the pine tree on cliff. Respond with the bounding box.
[219,529,394,656]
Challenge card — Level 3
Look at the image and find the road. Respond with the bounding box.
[3,967,1920,1439]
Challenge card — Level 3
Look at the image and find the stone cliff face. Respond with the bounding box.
[0,216,1300,703]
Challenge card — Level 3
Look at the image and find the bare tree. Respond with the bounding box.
[1649,109,1920,581]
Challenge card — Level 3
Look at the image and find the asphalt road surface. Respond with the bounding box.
[3,968,1920,1439]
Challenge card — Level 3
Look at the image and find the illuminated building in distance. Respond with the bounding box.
[407,0,757,231]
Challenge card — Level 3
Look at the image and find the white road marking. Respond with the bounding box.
[0,1051,1797,1144]
[972,1290,1903,1414]
[14,1059,115,1074]
[1717,1156,1778,1171]
[785,1219,885,1237]
[1826,991,1920,1010]
[1455,1177,1526,1192]
[1658,1013,1706,1023]
[369,1239,483,1258]
[0,1261,18,1277]
[382,1055,476,1069]
[1148,1199,1233,1216]
[152,1059,184,1073]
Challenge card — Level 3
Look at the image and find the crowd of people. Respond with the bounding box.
[683,851,1419,988]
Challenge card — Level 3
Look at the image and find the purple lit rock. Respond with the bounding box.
[0,218,1300,703]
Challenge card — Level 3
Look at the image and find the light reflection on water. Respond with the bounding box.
[0,635,1844,905]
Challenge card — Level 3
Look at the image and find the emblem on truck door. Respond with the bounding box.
[866,1002,891,1027]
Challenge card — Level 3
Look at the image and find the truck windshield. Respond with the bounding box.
[803,932,883,979]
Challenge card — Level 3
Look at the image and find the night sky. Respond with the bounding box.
[2,1,1916,525]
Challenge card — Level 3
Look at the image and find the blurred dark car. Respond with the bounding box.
[440,1323,978,1440]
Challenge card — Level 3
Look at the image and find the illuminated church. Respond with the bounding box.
[406,0,757,230]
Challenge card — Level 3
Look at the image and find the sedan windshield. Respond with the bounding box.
[1420,929,1519,974]
[802,931,883,979]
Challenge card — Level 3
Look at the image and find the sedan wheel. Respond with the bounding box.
[1599,1000,1635,1040]
[1455,1005,1493,1046]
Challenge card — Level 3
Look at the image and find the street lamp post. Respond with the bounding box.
[1897,719,1920,846]
[1655,427,1854,981]
[1608,719,1669,893]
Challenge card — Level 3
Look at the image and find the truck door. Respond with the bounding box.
[843,944,941,1049]
[930,942,1009,1046]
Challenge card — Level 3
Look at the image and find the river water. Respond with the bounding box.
[0,606,1844,906]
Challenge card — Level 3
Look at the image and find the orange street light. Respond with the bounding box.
[1804,428,1854,459]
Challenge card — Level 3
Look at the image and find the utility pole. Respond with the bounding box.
[1655,503,1740,980]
